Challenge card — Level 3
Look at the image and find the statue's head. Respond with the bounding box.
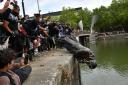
[74,50,97,69]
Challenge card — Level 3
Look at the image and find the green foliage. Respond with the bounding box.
[93,0,128,32]
[51,16,60,21]
[59,7,92,30]
[77,8,92,30]
[59,7,79,28]
[59,0,128,32]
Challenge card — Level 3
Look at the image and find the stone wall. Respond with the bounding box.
[23,49,81,85]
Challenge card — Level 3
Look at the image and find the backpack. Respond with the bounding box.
[0,72,15,85]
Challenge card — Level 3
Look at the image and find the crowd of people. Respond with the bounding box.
[0,0,73,85]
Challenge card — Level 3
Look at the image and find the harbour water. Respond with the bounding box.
[81,37,128,85]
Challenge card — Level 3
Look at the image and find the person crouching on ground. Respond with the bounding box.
[0,48,32,85]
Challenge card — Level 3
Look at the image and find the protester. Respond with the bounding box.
[0,48,32,85]
[22,14,45,61]
[47,22,59,49]
[0,0,10,44]
[2,4,23,58]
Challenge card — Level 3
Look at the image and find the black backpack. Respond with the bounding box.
[0,72,15,85]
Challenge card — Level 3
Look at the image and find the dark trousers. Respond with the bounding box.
[9,36,23,58]
[13,65,32,84]
[47,37,55,49]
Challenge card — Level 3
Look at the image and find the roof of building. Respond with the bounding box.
[42,7,82,17]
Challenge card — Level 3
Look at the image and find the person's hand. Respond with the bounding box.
[10,31,16,37]
[10,31,19,37]
[19,58,25,66]
[3,1,10,9]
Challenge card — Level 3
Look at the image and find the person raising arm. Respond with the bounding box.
[0,0,10,13]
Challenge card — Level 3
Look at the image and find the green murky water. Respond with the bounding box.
[81,38,128,85]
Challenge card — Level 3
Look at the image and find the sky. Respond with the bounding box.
[0,0,112,17]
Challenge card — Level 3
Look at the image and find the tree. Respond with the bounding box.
[59,7,79,28]
[59,0,128,32]
[92,0,128,32]
[59,7,92,30]
[78,8,92,30]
